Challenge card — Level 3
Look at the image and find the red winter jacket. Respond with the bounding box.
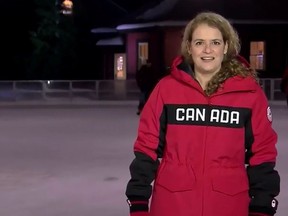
[126,56,280,216]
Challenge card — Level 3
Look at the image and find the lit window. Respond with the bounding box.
[249,41,266,70]
[138,42,149,70]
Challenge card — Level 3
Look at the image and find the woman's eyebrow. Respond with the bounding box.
[192,39,223,42]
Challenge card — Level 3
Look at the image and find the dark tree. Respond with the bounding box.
[28,0,77,79]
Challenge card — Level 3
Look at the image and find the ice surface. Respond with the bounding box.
[0,101,286,216]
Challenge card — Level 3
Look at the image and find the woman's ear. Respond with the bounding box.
[224,42,228,55]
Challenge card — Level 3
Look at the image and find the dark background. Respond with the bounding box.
[1,0,287,80]
[1,0,161,80]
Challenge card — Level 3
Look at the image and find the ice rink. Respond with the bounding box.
[0,101,287,216]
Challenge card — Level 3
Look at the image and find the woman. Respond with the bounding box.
[125,12,280,216]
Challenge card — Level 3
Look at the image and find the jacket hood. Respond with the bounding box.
[170,56,259,94]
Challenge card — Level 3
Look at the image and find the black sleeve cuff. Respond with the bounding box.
[126,199,149,213]
[249,196,278,215]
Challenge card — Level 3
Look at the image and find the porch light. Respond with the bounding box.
[61,0,73,15]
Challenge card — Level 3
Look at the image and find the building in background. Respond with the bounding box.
[91,0,288,80]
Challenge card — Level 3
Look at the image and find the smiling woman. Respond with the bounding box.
[125,11,280,216]
[187,23,228,89]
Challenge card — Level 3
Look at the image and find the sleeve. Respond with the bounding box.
[246,88,280,216]
[125,83,166,213]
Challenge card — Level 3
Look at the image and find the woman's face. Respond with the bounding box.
[188,23,228,75]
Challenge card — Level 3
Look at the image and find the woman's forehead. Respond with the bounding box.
[192,24,223,40]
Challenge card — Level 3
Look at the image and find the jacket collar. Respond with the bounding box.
[170,56,258,94]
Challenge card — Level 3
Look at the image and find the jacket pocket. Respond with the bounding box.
[212,167,249,196]
[156,162,196,192]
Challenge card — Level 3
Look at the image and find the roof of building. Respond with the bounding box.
[135,0,288,22]
[96,36,124,46]
[92,0,288,32]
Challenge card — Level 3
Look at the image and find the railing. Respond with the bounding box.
[0,80,140,102]
[260,78,284,101]
[0,79,285,102]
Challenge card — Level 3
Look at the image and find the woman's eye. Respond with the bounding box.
[212,41,221,45]
[195,41,203,46]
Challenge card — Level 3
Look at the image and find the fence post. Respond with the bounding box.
[270,79,275,101]
[41,81,47,100]
[12,81,17,101]
[95,81,99,100]
[69,81,73,101]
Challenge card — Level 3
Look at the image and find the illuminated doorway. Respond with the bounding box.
[114,53,126,80]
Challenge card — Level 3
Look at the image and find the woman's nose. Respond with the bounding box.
[203,43,212,53]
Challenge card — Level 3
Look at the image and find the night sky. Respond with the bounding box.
[4,0,286,80]
[1,0,161,80]
[79,0,162,27]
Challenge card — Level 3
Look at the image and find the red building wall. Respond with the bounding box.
[126,27,185,79]
[235,24,288,78]
[126,31,162,78]
[163,27,184,67]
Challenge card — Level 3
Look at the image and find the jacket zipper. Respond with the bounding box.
[201,95,210,216]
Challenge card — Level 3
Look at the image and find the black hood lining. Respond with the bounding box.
[177,60,194,77]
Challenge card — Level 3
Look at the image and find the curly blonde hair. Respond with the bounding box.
[181,12,258,95]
